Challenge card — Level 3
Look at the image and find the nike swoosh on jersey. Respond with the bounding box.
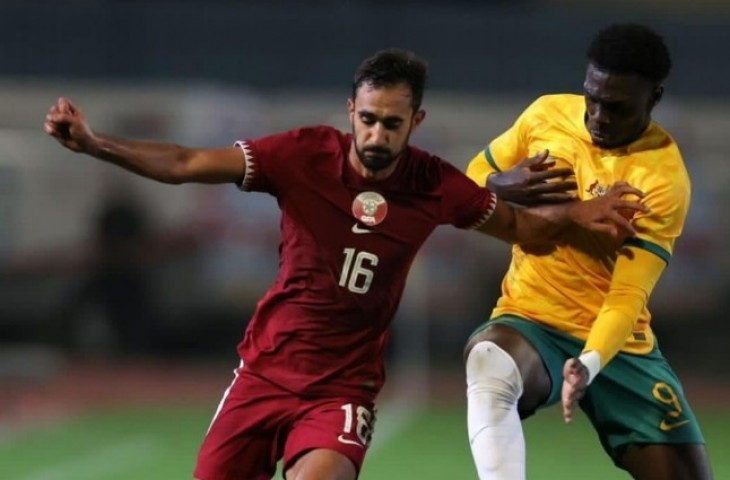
[659,419,690,432]
[337,435,364,448]
[351,223,373,234]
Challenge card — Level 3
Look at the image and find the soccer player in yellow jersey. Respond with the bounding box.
[464,24,713,480]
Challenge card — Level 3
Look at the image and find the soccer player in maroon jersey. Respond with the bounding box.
[44,49,645,480]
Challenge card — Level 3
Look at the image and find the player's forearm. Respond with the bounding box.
[581,248,666,383]
[583,292,644,365]
[510,203,572,244]
[88,134,197,184]
[477,202,571,244]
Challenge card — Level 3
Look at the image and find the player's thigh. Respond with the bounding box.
[285,448,357,480]
[283,398,376,479]
[580,350,708,475]
[620,444,713,480]
[466,315,558,414]
[194,366,295,480]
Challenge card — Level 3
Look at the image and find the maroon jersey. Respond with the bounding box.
[235,126,496,400]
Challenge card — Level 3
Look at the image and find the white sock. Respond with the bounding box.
[466,341,526,480]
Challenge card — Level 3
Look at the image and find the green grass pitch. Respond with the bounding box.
[1,406,727,479]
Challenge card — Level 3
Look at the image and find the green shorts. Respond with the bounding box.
[471,315,705,463]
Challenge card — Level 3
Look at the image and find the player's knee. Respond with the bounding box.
[466,341,523,401]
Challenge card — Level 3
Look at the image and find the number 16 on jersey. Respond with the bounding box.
[339,248,379,294]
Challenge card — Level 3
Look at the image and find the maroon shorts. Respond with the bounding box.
[193,364,376,480]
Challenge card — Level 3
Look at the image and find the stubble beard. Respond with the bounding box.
[353,130,410,173]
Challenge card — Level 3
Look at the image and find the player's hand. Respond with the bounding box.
[561,357,589,424]
[487,150,577,205]
[44,97,96,153]
[569,182,649,238]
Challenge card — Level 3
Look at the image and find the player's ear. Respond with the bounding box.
[651,85,663,107]
[347,97,355,118]
[412,109,426,129]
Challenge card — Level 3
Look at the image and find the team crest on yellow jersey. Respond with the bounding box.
[586,180,609,197]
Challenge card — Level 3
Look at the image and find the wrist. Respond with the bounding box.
[485,171,500,190]
[86,132,106,157]
[565,200,585,227]
[578,350,602,385]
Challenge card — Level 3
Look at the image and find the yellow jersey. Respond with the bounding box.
[467,94,691,355]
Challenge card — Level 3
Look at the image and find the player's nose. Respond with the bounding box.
[370,123,389,146]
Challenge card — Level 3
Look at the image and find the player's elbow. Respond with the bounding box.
[162,149,202,184]
[158,171,185,184]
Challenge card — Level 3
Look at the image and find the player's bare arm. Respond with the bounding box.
[478,182,648,243]
[486,150,578,205]
[44,97,244,184]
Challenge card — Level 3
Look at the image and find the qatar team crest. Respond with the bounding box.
[352,191,388,226]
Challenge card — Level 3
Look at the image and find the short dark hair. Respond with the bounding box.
[587,23,671,84]
[352,49,428,110]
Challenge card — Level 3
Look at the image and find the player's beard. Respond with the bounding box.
[353,131,410,173]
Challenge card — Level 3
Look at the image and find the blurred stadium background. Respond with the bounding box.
[1,1,729,478]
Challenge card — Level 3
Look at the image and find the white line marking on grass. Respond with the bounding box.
[18,436,160,480]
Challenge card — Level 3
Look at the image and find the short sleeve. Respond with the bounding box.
[624,167,691,263]
[440,160,498,229]
[233,132,290,196]
[483,101,537,172]
[465,99,539,187]
[234,128,329,196]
